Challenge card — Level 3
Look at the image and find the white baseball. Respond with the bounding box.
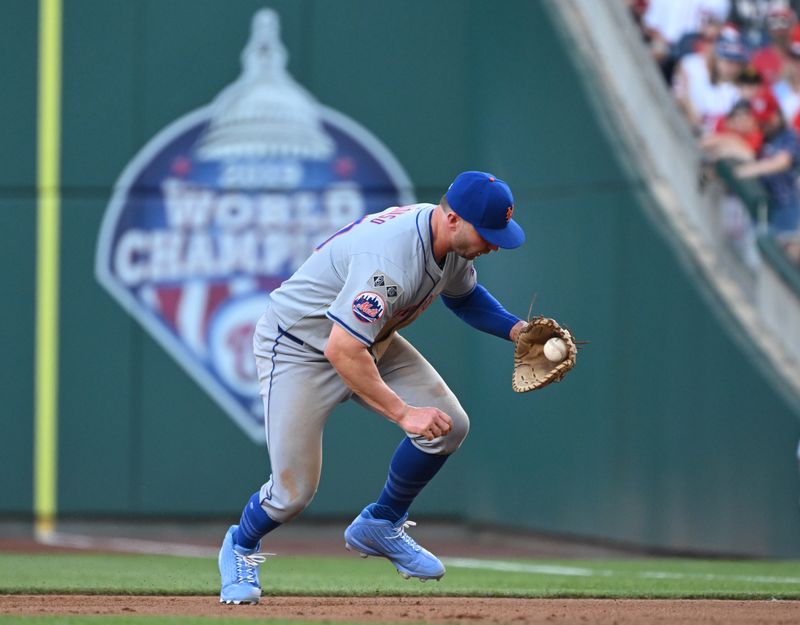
[543,337,568,362]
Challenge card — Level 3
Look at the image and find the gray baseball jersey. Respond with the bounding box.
[251,203,473,524]
[265,203,477,357]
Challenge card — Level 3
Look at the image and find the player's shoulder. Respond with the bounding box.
[344,204,433,283]
[351,203,433,251]
[362,203,433,232]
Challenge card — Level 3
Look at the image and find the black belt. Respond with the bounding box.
[277,325,305,346]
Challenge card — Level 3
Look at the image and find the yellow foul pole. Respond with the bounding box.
[35,0,62,539]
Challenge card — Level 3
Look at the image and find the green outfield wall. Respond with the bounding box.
[5,0,800,557]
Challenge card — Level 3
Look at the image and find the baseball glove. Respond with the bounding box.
[512,316,577,392]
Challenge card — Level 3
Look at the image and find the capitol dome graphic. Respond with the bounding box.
[196,9,334,161]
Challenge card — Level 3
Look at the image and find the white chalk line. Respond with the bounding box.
[35,534,800,586]
[442,558,800,585]
[36,530,218,558]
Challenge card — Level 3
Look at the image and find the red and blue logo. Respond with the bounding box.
[352,292,385,323]
[94,9,413,443]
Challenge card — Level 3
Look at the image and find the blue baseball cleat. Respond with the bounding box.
[218,525,269,605]
[344,508,445,581]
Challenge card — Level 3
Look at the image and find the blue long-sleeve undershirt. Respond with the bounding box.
[441,284,520,340]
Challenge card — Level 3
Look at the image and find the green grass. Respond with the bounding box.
[0,619,352,625]
[1,553,800,599]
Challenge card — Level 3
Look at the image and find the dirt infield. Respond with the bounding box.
[1,595,799,625]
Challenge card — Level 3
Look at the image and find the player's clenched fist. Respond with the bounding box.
[397,406,453,441]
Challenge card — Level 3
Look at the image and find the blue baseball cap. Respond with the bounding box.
[715,29,748,63]
[445,171,525,249]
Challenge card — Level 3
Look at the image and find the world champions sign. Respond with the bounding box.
[95,9,414,442]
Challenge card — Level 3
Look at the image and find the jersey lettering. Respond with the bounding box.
[369,205,415,225]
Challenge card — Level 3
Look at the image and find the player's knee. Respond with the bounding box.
[279,495,314,523]
[261,485,317,523]
[415,406,469,455]
[442,406,470,454]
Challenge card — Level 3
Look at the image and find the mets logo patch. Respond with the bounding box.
[352,292,385,323]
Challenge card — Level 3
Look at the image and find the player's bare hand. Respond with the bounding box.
[397,406,453,441]
[509,319,526,343]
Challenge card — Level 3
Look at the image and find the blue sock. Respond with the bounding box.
[234,491,281,549]
[368,437,449,522]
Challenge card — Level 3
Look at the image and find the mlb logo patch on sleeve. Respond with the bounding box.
[367,270,403,301]
[352,292,386,323]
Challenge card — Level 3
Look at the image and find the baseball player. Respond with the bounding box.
[219,171,527,604]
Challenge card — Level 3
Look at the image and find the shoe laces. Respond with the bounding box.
[234,551,274,584]
[390,519,421,552]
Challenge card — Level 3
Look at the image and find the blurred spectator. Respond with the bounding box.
[700,98,764,269]
[736,63,767,99]
[701,99,765,159]
[772,24,800,121]
[673,12,728,66]
[749,6,797,83]
[673,27,749,134]
[728,0,796,47]
[634,0,800,265]
[627,0,650,31]
[735,86,800,260]
[642,0,732,79]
